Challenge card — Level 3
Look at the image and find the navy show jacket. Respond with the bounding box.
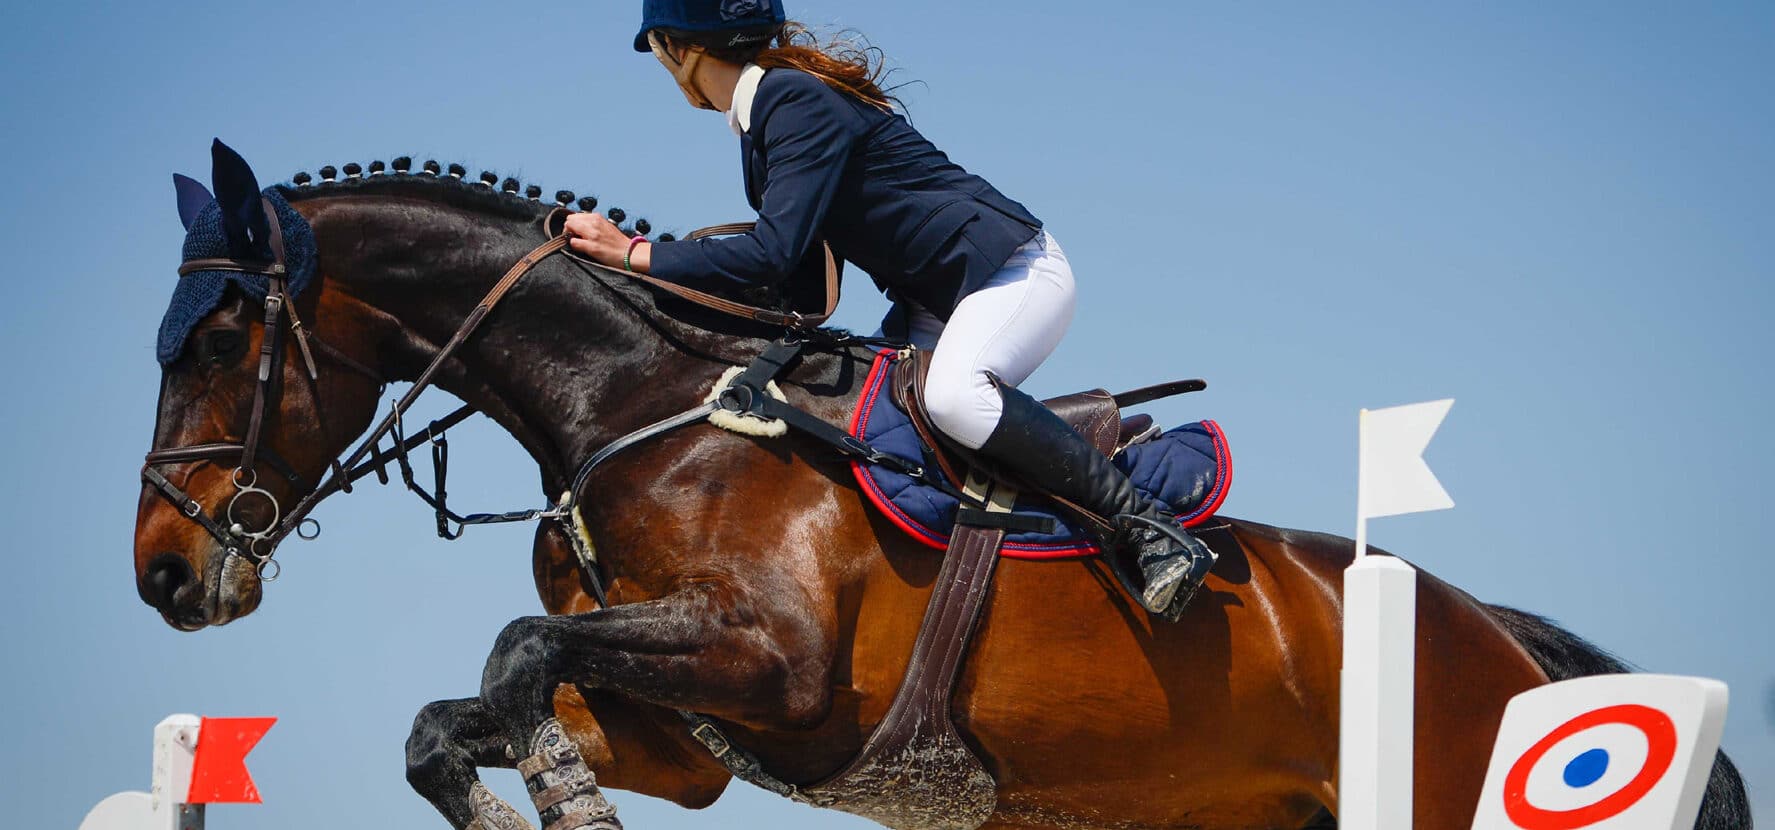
[648,67,1043,322]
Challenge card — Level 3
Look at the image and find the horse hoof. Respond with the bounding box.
[467,781,536,830]
[520,719,622,830]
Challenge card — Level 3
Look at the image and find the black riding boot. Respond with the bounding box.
[976,383,1218,619]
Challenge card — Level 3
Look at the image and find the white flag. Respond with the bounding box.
[1359,399,1454,519]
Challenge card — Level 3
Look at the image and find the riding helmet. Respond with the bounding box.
[633,0,785,52]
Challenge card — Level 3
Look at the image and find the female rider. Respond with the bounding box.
[563,0,1214,617]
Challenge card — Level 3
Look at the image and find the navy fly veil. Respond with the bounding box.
[156,188,315,365]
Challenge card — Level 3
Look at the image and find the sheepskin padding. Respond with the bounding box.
[704,366,789,437]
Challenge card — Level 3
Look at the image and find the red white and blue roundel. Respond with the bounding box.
[1472,675,1728,830]
[1502,704,1676,828]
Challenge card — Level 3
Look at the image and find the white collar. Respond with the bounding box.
[726,63,767,136]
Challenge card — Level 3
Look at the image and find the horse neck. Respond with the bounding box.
[298,194,759,492]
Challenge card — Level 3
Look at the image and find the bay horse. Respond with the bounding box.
[134,146,1750,830]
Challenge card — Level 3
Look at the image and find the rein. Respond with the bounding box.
[142,207,851,602]
[596,218,840,329]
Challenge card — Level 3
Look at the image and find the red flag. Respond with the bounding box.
[187,717,276,803]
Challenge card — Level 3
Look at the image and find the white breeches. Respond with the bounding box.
[887,230,1076,450]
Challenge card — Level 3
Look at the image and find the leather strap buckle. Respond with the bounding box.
[688,721,732,758]
[716,384,756,414]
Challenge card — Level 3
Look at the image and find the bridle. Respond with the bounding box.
[140,204,841,597]
[142,197,388,579]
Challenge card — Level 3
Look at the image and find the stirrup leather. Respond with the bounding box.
[518,719,622,830]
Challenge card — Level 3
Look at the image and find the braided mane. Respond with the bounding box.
[277,157,667,239]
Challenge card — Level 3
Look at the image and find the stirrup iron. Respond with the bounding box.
[1116,513,1218,623]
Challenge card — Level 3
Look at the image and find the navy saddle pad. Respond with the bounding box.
[846,351,1231,559]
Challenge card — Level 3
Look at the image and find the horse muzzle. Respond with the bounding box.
[138,549,262,630]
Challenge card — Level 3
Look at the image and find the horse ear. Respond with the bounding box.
[173,174,213,231]
[209,138,271,259]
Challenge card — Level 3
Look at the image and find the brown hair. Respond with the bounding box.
[661,22,898,112]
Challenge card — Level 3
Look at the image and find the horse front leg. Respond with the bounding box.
[406,697,535,830]
[479,581,832,830]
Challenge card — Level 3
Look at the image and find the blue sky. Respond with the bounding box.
[1,1,1768,826]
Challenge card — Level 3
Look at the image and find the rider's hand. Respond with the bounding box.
[563,211,650,272]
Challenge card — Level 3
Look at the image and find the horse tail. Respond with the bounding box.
[1484,605,1753,830]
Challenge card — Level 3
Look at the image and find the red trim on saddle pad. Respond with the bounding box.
[1179,419,1232,528]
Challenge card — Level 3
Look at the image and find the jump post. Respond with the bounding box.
[1338,400,1730,829]
[79,715,274,830]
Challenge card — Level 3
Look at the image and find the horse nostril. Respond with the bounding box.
[141,554,194,611]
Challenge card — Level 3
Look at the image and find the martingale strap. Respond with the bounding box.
[153,212,890,602]
[279,215,847,558]
[177,214,839,600]
[263,226,827,600]
[276,211,830,539]
[274,235,572,545]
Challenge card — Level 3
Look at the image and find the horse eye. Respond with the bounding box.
[206,330,243,363]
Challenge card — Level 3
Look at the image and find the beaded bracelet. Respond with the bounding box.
[623,235,647,272]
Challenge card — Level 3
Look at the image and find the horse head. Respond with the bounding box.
[135,140,389,629]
